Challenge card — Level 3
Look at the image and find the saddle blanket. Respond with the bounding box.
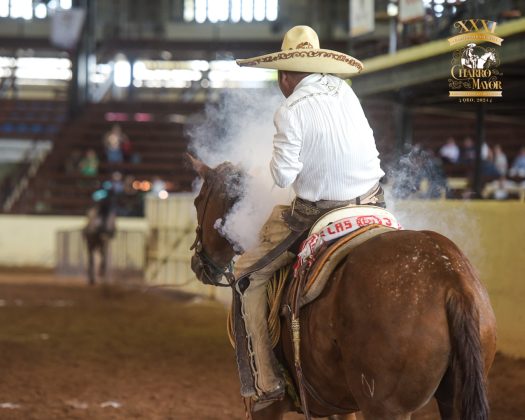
[294,206,402,277]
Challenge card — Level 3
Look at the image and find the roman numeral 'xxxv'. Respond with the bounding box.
[455,19,497,33]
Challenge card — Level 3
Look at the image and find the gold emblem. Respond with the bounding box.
[448,19,503,102]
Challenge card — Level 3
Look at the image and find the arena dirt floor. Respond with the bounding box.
[0,272,523,420]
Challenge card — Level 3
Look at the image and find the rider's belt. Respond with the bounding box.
[294,183,383,215]
[283,184,385,233]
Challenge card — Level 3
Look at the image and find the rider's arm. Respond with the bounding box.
[270,105,303,188]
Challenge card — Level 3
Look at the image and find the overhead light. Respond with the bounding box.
[387,3,399,17]
[35,3,47,18]
[60,0,72,9]
[114,59,131,88]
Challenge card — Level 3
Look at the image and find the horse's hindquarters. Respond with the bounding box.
[294,229,495,419]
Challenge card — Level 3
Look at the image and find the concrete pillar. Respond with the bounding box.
[473,103,486,198]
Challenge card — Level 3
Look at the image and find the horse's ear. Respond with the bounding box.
[186,153,209,178]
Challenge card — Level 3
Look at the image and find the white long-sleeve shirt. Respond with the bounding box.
[270,73,384,202]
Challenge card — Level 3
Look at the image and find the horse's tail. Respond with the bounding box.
[446,289,489,420]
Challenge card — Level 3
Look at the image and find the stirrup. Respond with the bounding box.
[252,383,285,411]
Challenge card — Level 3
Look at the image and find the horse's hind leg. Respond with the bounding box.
[329,414,357,420]
[99,241,108,277]
[434,367,457,420]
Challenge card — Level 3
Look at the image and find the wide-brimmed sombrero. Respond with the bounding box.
[236,25,363,78]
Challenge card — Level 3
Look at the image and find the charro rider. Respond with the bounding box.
[85,183,116,239]
[464,43,477,68]
[234,26,385,407]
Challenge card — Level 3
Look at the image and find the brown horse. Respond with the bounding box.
[82,202,116,285]
[188,156,497,420]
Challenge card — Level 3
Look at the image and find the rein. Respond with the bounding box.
[191,175,236,288]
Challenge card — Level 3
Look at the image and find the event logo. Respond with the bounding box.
[448,19,503,102]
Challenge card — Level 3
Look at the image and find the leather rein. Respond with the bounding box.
[190,175,236,288]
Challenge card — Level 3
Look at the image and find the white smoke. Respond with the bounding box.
[188,95,482,264]
[189,87,294,252]
[383,147,482,263]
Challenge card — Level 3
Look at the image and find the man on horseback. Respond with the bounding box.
[86,183,116,239]
[234,26,385,406]
[83,182,117,284]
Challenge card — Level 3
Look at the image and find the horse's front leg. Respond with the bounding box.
[87,245,95,285]
[329,414,358,420]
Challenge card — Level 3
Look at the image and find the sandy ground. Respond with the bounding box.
[0,272,523,420]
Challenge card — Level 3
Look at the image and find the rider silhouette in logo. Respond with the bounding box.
[462,43,478,69]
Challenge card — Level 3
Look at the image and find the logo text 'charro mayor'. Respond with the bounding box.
[447,19,503,102]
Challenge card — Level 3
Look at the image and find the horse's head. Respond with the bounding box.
[187,154,244,287]
[487,51,497,65]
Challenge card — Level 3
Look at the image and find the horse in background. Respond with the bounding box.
[188,155,497,420]
[82,191,116,285]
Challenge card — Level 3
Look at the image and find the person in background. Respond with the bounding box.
[460,137,491,163]
[492,144,508,177]
[110,171,125,195]
[460,136,476,162]
[439,137,460,163]
[482,142,492,161]
[509,146,525,178]
[88,186,116,238]
[121,134,133,162]
[103,124,127,164]
[79,149,99,177]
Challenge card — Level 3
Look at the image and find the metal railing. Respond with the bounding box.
[56,228,146,277]
[2,144,51,212]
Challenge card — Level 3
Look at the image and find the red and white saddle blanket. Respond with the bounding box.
[294,205,403,279]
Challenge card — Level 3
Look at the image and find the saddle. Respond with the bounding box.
[291,205,401,307]
[230,204,402,350]
[260,205,401,344]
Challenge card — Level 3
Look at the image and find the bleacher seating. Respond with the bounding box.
[9,101,203,215]
[4,97,524,214]
[0,100,67,139]
[361,100,525,197]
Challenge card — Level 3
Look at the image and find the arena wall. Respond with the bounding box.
[0,215,148,269]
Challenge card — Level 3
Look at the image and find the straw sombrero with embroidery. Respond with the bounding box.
[236,25,363,78]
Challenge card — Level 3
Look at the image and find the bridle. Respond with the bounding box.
[190,173,237,288]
